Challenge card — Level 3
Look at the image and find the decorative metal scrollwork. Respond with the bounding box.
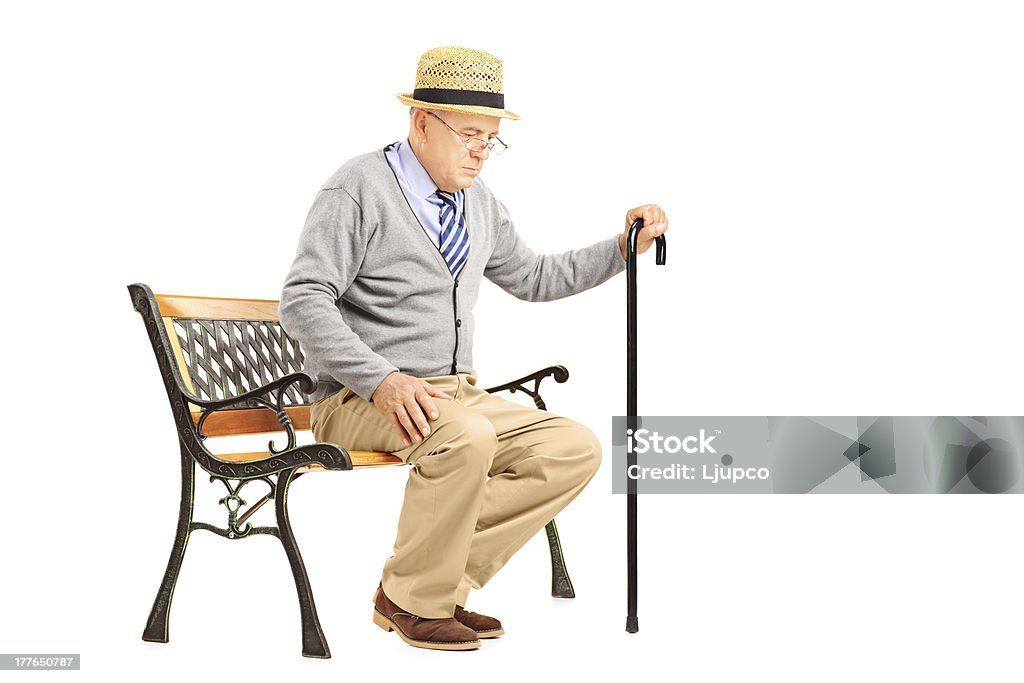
[201,475,276,539]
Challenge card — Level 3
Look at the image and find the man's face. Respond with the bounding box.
[410,108,501,193]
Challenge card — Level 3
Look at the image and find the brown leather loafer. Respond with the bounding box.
[372,583,481,651]
[454,604,505,638]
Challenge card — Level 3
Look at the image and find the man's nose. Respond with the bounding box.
[470,146,490,161]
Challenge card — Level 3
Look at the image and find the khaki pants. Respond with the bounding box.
[310,371,602,618]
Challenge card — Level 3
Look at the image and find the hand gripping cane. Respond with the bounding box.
[626,218,667,634]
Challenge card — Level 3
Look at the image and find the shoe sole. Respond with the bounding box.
[476,628,504,638]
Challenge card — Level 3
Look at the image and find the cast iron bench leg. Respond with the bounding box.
[545,519,575,598]
[275,467,331,658]
[143,445,195,644]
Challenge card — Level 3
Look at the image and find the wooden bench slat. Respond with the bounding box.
[155,293,281,320]
[218,450,404,468]
[190,405,312,436]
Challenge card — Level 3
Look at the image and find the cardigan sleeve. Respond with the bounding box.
[483,196,626,302]
[279,187,399,402]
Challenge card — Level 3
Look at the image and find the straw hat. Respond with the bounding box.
[396,46,521,120]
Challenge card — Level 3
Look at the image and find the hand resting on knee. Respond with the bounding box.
[371,371,455,446]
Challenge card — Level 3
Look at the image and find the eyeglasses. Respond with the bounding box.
[425,110,508,156]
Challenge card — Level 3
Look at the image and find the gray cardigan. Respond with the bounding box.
[279,142,627,404]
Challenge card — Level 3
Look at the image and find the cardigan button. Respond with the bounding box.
[455,319,462,327]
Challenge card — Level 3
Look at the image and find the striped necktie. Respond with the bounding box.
[431,189,470,277]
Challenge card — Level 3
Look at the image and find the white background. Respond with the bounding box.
[1,1,1021,681]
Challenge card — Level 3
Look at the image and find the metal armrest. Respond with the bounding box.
[484,365,570,410]
[192,371,315,440]
[188,372,352,477]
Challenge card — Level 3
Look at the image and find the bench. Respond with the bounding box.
[127,282,578,658]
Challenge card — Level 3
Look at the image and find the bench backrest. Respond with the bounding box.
[129,283,313,437]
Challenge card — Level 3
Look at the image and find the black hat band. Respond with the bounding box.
[413,88,505,109]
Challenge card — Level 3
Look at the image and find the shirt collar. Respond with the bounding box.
[398,137,452,200]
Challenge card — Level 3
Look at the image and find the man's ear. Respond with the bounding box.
[409,109,426,142]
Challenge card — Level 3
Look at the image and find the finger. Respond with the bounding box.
[625,205,648,227]
[395,408,421,443]
[416,390,440,420]
[635,205,659,228]
[403,396,431,439]
[389,413,411,446]
[645,223,666,241]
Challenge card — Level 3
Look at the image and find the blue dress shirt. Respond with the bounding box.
[384,138,465,250]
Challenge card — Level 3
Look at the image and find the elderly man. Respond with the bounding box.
[279,46,667,651]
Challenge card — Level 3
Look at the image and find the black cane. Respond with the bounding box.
[626,218,667,634]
